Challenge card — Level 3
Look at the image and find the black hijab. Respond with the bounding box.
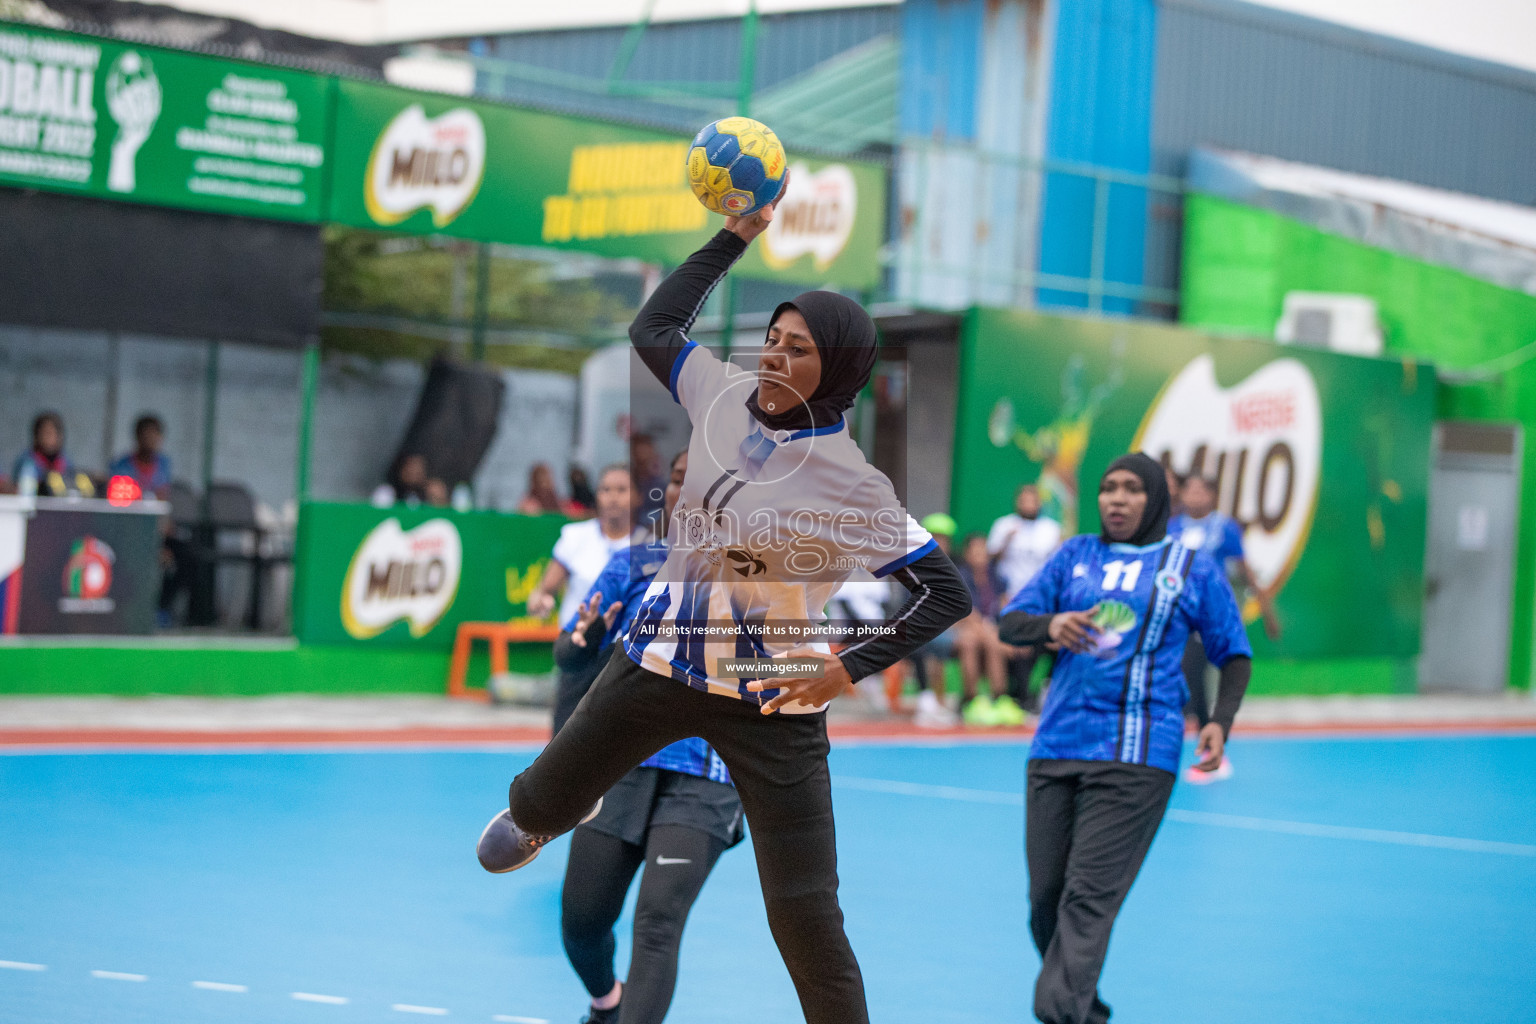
[1101,452,1170,547]
[745,290,878,432]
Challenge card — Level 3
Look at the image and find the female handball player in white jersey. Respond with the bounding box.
[477,199,972,1023]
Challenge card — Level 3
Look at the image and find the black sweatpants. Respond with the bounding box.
[509,654,868,1024]
[1026,759,1175,1024]
[562,824,727,1024]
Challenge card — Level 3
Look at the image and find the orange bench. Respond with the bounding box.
[447,621,561,698]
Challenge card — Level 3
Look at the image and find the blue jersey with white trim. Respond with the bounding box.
[568,543,732,785]
[1003,534,1252,773]
[1168,511,1245,567]
[624,340,933,712]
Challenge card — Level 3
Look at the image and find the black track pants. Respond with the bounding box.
[1026,759,1175,1024]
[562,824,726,1024]
[509,654,869,1024]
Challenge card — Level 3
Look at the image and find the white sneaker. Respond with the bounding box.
[914,689,959,728]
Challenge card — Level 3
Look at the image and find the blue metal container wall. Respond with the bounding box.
[895,0,1054,310]
[1147,0,1536,301]
[899,0,982,140]
[470,6,899,134]
[1036,0,1159,314]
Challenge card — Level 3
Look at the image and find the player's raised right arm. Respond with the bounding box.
[627,229,750,391]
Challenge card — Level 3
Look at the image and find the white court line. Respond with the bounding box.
[0,960,46,971]
[91,970,147,981]
[493,1017,549,1023]
[393,1005,449,1015]
[292,992,349,1004]
[834,775,1023,805]
[1165,809,1536,857]
[831,775,1536,857]
[192,980,249,992]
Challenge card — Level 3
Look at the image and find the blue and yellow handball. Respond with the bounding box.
[686,117,788,217]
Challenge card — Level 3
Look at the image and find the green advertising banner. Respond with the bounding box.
[0,22,330,220]
[951,308,1434,659]
[293,501,568,652]
[327,79,886,289]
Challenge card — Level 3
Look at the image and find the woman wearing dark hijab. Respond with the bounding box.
[997,453,1253,1024]
[476,198,972,1023]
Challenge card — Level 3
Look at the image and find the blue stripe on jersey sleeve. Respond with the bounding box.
[872,537,937,578]
[669,340,699,403]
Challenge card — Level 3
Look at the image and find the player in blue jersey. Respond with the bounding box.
[548,450,744,1024]
[1167,473,1279,782]
[999,453,1253,1024]
[477,199,971,1024]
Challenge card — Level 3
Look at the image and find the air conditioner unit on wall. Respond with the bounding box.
[1274,292,1384,357]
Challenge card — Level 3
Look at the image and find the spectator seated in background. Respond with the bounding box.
[107,414,182,627]
[525,464,641,626]
[12,411,94,498]
[956,532,1028,727]
[372,453,447,508]
[566,465,596,516]
[629,433,666,531]
[517,462,586,517]
[109,414,172,499]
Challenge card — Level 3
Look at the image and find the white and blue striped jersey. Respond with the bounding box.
[1003,534,1252,772]
[622,341,934,713]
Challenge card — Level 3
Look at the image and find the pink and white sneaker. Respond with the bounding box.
[1183,755,1234,785]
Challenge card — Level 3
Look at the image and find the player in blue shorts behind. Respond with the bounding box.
[999,453,1253,1024]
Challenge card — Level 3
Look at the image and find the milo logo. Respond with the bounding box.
[364,104,486,228]
[1135,355,1321,601]
[761,162,856,271]
[341,518,463,639]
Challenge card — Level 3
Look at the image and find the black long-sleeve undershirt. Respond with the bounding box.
[999,610,1252,737]
[836,548,972,683]
[629,228,747,388]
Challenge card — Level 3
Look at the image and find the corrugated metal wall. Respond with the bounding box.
[894,0,1054,310]
[1149,0,1536,300]
[1037,0,1159,314]
[470,6,898,135]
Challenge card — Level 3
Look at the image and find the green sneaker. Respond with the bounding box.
[962,694,997,726]
[992,694,1027,727]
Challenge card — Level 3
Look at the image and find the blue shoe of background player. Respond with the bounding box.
[476,798,603,873]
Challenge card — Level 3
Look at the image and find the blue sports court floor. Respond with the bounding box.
[2,733,1534,1024]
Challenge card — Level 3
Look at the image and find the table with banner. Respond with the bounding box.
[0,496,169,636]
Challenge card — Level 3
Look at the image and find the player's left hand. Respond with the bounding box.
[724,171,790,244]
[1193,722,1225,771]
[746,647,851,714]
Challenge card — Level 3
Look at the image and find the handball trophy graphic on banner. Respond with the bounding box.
[105,51,162,194]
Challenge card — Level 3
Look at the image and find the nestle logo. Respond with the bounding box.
[1230,391,1296,434]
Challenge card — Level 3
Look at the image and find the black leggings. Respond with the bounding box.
[562,824,726,1024]
[509,654,868,1024]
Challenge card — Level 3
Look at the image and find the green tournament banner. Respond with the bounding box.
[327,79,886,289]
[0,22,330,220]
[951,308,1434,660]
[293,502,568,652]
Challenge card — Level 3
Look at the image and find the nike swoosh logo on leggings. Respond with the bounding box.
[655,856,692,865]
